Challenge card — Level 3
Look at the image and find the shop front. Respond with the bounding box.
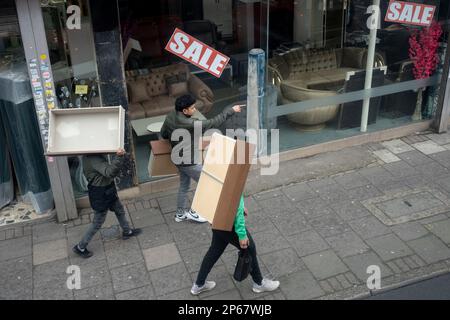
[2,0,450,223]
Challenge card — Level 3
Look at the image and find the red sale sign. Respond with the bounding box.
[165,28,230,78]
[385,1,436,27]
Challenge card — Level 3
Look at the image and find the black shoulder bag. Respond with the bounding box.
[233,249,252,282]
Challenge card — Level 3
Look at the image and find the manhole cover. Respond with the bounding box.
[361,187,450,225]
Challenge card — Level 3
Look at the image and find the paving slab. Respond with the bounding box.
[115,285,156,300]
[343,252,393,282]
[391,222,430,241]
[333,172,371,190]
[104,237,144,269]
[308,213,352,238]
[348,216,391,240]
[0,256,32,300]
[32,222,66,244]
[33,239,68,265]
[0,236,31,262]
[110,262,151,293]
[302,250,349,280]
[397,150,433,167]
[412,141,447,155]
[365,234,413,261]
[424,219,450,244]
[329,200,371,221]
[373,149,401,163]
[279,269,325,300]
[143,242,182,271]
[150,262,192,296]
[381,139,415,154]
[325,231,370,258]
[407,235,450,264]
[270,211,310,236]
[203,289,242,300]
[259,248,306,278]
[74,282,115,300]
[282,182,317,202]
[251,229,291,255]
[286,230,329,257]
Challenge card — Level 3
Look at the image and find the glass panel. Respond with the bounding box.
[119,0,269,183]
[267,0,449,153]
[40,0,100,197]
[0,0,53,216]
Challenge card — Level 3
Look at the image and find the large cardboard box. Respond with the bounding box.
[148,140,178,177]
[148,137,212,177]
[47,106,125,155]
[192,133,255,231]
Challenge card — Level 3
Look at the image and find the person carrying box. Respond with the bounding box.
[160,94,244,223]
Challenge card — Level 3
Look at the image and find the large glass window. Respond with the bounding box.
[267,0,449,152]
[120,0,268,183]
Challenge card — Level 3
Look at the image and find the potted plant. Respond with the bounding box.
[408,21,443,121]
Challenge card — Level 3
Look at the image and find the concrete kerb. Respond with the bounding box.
[348,266,450,300]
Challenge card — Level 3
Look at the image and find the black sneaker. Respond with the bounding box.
[72,245,93,259]
[122,228,142,240]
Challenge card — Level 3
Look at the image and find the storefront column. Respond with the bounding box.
[360,0,380,132]
[16,0,77,221]
[434,34,450,133]
[89,0,135,189]
[247,48,266,157]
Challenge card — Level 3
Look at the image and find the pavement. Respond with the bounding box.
[2,130,450,300]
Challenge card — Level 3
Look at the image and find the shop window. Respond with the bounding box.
[266,0,449,152]
[119,0,269,184]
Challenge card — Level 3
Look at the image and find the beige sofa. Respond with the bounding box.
[268,47,385,130]
[126,63,214,120]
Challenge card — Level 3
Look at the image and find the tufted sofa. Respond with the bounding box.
[268,47,385,130]
[126,63,214,120]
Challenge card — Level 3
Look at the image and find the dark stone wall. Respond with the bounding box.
[89,0,135,189]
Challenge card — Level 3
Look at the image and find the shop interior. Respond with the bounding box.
[120,0,450,184]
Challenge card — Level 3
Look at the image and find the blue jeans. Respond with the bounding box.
[177,164,202,210]
[78,199,131,249]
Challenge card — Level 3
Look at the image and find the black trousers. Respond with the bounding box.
[196,228,263,286]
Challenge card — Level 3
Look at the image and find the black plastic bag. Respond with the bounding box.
[233,249,252,282]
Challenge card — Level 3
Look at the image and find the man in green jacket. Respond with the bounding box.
[73,148,141,258]
[160,94,243,223]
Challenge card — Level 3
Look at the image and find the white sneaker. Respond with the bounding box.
[252,278,280,293]
[185,209,207,223]
[175,208,207,223]
[175,209,187,222]
[190,281,216,295]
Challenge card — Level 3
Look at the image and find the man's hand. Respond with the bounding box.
[116,148,126,156]
[239,238,249,249]
[232,104,246,113]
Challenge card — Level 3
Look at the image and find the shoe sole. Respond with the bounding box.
[175,217,187,222]
[190,285,216,295]
[252,286,280,293]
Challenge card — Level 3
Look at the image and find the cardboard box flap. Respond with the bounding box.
[150,139,172,155]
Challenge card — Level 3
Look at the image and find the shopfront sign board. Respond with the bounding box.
[46,106,125,155]
[385,1,436,27]
[192,133,255,231]
[165,28,230,78]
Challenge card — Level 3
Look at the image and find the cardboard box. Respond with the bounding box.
[47,106,125,155]
[191,133,255,231]
[148,140,178,177]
